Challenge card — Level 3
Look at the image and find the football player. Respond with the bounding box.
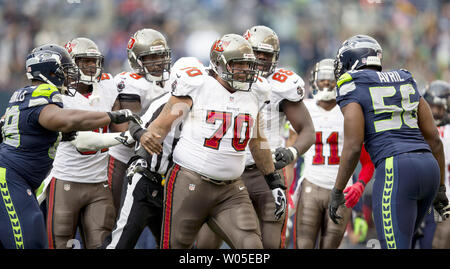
[196,25,315,249]
[0,44,140,249]
[104,57,206,249]
[107,28,170,215]
[138,34,285,249]
[44,38,121,249]
[291,58,374,249]
[328,35,449,249]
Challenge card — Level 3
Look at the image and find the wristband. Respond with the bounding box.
[264,172,285,190]
[129,121,147,141]
[288,146,299,158]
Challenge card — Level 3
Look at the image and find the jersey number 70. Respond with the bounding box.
[203,110,254,151]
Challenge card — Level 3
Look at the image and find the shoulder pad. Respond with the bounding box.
[29,84,62,108]
[171,57,207,89]
[268,68,305,102]
[114,71,148,94]
[252,76,271,105]
[100,73,113,81]
[337,72,354,88]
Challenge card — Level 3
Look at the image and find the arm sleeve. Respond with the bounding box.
[70,131,135,151]
[358,144,374,185]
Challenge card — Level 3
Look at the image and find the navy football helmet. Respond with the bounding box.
[423,80,450,126]
[334,34,382,80]
[26,44,79,96]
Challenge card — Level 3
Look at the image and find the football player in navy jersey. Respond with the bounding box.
[327,34,449,249]
[0,44,141,249]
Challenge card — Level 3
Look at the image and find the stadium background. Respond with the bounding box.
[0,0,449,113]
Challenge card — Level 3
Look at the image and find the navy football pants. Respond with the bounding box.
[372,152,439,249]
[0,165,47,249]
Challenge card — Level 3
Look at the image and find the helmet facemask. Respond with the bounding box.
[130,47,171,84]
[253,49,279,77]
[311,59,336,101]
[219,58,258,92]
[74,54,104,85]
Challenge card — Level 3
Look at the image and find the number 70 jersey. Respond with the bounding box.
[336,69,430,167]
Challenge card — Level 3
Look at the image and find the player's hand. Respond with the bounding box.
[273,147,298,170]
[343,180,365,208]
[108,109,142,125]
[115,131,135,147]
[433,185,450,220]
[61,131,77,142]
[126,157,149,185]
[328,187,346,224]
[140,130,163,155]
[272,187,287,221]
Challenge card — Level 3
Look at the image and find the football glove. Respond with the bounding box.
[61,131,77,142]
[114,131,135,147]
[264,172,287,220]
[343,180,365,208]
[107,109,142,125]
[273,147,298,170]
[272,188,287,221]
[328,187,346,224]
[433,185,450,220]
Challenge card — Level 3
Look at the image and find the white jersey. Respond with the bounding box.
[301,98,351,190]
[51,74,117,183]
[108,71,166,164]
[172,68,270,181]
[437,124,450,198]
[245,67,305,166]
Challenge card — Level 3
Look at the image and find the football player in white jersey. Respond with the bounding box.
[196,25,315,249]
[137,34,285,249]
[421,80,450,249]
[291,59,374,249]
[45,37,123,249]
[103,57,206,249]
[108,29,170,214]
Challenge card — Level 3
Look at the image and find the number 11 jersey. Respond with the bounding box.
[336,69,430,167]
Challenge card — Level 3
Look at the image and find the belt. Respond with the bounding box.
[200,175,238,186]
[245,164,257,171]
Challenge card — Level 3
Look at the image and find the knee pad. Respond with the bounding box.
[234,204,259,231]
[175,218,200,246]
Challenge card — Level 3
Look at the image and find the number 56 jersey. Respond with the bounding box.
[336,69,430,166]
[171,69,270,181]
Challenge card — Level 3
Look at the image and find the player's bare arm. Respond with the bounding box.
[281,99,315,156]
[140,95,192,155]
[334,102,365,191]
[249,112,276,175]
[417,97,446,185]
[109,97,141,132]
[38,103,140,133]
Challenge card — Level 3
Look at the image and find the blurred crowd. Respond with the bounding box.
[0,0,449,99]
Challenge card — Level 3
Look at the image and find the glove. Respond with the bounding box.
[328,187,346,224]
[273,147,298,170]
[107,109,142,125]
[264,172,287,220]
[343,180,365,208]
[272,188,287,221]
[126,157,152,185]
[433,185,450,220]
[61,131,78,142]
[353,216,368,243]
[114,131,135,147]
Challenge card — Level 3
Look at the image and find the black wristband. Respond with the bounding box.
[129,121,147,141]
[357,179,366,187]
[264,172,285,190]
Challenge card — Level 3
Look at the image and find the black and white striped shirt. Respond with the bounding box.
[134,92,182,176]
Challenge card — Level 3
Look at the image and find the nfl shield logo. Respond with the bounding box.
[230,96,234,102]
[189,184,196,191]
[64,184,71,191]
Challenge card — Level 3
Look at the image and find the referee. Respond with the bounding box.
[104,91,181,249]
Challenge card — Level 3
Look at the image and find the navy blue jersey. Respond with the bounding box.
[0,84,63,190]
[336,69,430,166]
